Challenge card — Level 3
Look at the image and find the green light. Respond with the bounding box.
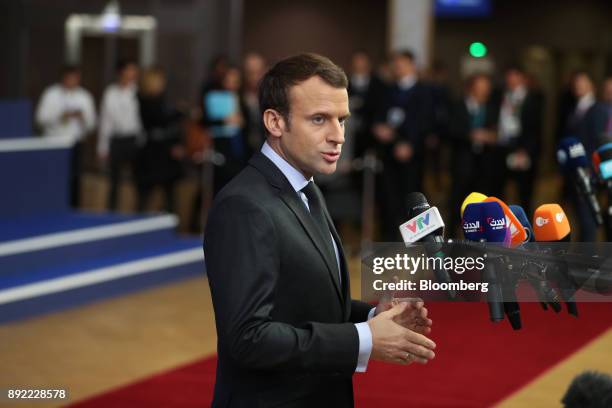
[469,42,487,58]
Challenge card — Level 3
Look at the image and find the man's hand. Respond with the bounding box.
[368,302,436,365]
[470,129,495,145]
[391,298,433,335]
[372,124,395,143]
[393,142,413,162]
[375,297,432,335]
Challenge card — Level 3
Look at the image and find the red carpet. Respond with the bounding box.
[68,302,612,408]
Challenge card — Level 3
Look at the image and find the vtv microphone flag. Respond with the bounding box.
[400,206,445,243]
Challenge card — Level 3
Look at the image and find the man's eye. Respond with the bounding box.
[312,116,325,125]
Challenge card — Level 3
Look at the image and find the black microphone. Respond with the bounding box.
[557,137,603,225]
[533,204,578,317]
[462,201,508,323]
[399,192,455,299]
[509,204,562,313]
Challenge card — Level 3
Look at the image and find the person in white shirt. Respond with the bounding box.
[97,60,143,210]
[36,65,96,207]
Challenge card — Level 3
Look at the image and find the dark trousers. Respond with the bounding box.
[137,182,176,213]
[569,184,598,242]
[378,151,424,242]
[487,147,537,215]
[69,141,83,208]
[108,136,139,211]
[446,148,490,237]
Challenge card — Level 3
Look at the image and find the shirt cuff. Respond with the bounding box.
[354,321,373,373]
[368,306,376,320]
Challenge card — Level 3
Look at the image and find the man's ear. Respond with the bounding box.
[263,109,285,138]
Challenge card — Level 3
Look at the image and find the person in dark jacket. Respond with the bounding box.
[446,73,498,235]
[136,67,185,213]
[202,66,249,195]
[371,50,434,241]
[347,50,387,159]
[561,71,598,241]
[489,65,544,215]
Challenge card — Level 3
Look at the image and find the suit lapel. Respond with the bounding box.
[317,185,351,313]
[249,153,344,303]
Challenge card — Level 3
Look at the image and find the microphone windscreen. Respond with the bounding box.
[533,204,571,242]
[484,196,527,246]
[596,143,612,180]
[557,137,588,171]
[481,201,509,243]
[509,204,534,242]
[462,203,485,241]
[461,192,488,217]
[463,201,507,242]
[406,192,430,219]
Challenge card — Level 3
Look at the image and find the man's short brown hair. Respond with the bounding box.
[258,53,348,130]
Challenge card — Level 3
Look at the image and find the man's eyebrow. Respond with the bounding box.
[308,112,351,119]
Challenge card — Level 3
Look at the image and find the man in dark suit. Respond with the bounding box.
[371,50,434,241]
[584,76,612,154]
[204,53,436,407]
[347,50,387,159]
[489,65,544,214]
[446,73,498,235]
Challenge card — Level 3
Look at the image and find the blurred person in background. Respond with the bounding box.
[562,71,597,149]
[347,50,386,160]
[316,50,386,231]
[425,60,452,189]
[202,66,248,195]
[556,71,579,142]
[372,50,434,241]
[36,65,96,208]
[136,67,185,213]
[560,71,598,241]
[489,65,543,215]
[446,74,498,235]
[242,52,267,155]
[584,75,612,150]
[199,55,231,114]
[98,59,142,211]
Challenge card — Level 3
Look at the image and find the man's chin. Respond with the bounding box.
[318,163,337,175]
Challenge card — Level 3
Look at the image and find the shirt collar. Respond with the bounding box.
[465,96,480,112]
[261,141,311,192]
[507,85,527,101]
[577,93,596,111]
[398,75,417,90]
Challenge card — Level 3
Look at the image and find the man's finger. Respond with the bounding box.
[404,329,436,350]
[401,343,436,360]
[385,301,409,318]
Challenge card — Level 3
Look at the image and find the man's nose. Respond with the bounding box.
[328,120,345,145]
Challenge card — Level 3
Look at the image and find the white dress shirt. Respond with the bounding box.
[97,83,142,156]
[575,93,596,119]
[498,85,527,145]
[36,84,96,144]
[261,141,374,372]
[397,74,417,91]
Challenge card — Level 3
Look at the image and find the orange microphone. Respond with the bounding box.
[532,203,577,316]
[483,197,527,247]
[532,204,571,242]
